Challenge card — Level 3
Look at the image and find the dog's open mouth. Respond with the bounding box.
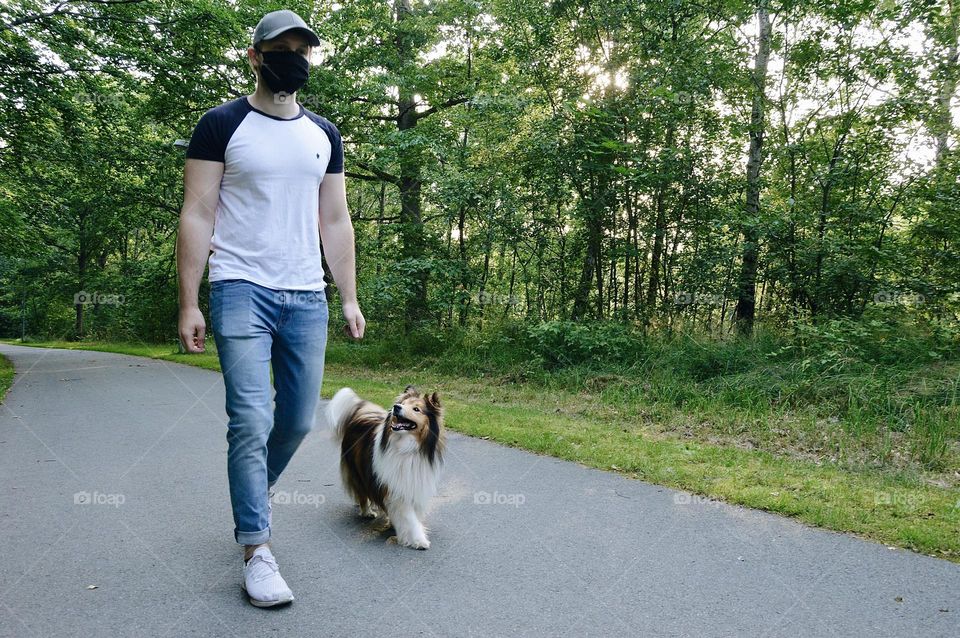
[391,416,417,431]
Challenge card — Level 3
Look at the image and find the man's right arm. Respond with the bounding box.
[176,158,224,353]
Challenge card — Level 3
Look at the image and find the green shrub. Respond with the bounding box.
[524,320,646,370]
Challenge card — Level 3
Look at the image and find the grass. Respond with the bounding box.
[0,353,13,402]
[3,335,959,563]
[321,321,960,483]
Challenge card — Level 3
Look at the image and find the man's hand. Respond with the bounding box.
[341,300,365,339]
[179,306,207,353]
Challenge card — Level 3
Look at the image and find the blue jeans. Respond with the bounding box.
[209,278,329,545]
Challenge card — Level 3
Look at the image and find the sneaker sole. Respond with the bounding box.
[241,581,294,607]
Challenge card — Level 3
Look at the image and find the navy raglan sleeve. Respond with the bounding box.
[185,109,226,162]
[303,111,345,174]
[326,122,344,174]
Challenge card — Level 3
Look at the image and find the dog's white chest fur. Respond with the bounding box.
[373,428,441,515]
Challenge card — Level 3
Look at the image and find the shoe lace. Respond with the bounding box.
[246,551,280,582]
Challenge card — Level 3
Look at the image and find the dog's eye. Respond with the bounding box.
[413,407,421,412]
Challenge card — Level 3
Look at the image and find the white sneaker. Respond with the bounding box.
[241,546,294,607]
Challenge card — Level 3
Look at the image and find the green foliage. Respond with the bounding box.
[4,0,959,339]
[524,320,646,370]
[321,311,960,473]
[0,353,12,403]
[776,310,960,370]
[1,0,958,471]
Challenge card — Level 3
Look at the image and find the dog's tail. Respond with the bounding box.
[327,387,360,441]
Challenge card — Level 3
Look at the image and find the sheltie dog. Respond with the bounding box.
[328,385,445,549]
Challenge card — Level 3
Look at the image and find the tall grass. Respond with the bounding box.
[326,309,960,475]
[0,354,13,401]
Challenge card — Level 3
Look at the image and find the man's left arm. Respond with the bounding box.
[319,172,365,339]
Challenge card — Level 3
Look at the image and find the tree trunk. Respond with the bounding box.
[571,165,605,321]
[74,246,86,339]
[623,178,634,317]
[395,0,427,323]
[646,123,675,319]
[933,0,959,167]
[811,133,846,317]
[503,245,518,321]
[570,207,601,321]
[733,2,772,336]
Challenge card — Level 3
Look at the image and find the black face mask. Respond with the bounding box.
[256,49,310,94]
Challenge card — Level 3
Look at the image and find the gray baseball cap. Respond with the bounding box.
[252,9,321,47]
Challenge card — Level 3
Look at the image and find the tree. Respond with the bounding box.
[733,1,772,336]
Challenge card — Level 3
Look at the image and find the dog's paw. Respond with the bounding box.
[413,538,430,550]
[359,505,379,519]
[387,532,430,550]
[397,533,430,550]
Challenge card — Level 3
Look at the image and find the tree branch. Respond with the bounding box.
[358,113,399,122]
[413,96,470,122]
[1,0,151,31]
[351,162,400,186]
[352,215,401,222]
[349,96,399,107]
[344,171,384,182]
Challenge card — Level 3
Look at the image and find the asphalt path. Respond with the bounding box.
[1,344,957,637]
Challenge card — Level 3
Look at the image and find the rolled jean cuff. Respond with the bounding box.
[236,526,270,546]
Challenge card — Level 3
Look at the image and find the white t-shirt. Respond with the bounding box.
[185,96,344,291]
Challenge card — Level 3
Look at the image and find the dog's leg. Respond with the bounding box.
[358,499,379,519]
[385,500,429,549]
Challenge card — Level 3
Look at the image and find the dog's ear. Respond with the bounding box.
[403,384,418,395]
[426,391,442,411]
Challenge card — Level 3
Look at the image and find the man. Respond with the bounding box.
[176,9,365,608]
